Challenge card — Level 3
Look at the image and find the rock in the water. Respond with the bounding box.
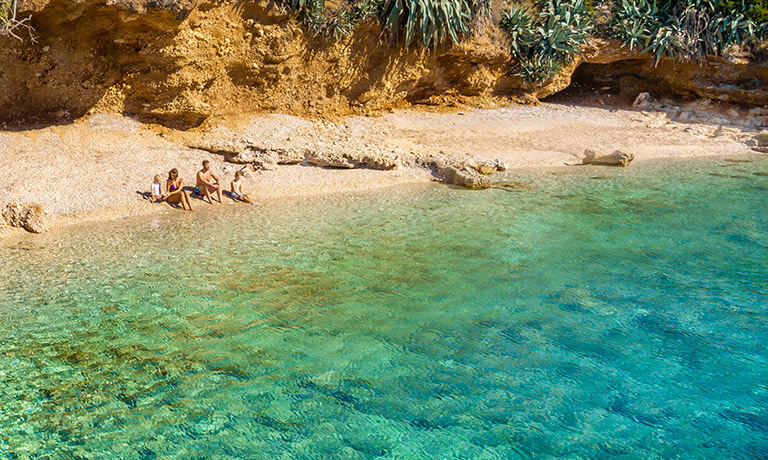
[22,204,51,233]
[757,130,768,147]
[491,180,533,192]
[3,202,27,227]
[435,163,491,189]
[582,149,634,167]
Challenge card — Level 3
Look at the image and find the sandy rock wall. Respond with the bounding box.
[2,0,767,129]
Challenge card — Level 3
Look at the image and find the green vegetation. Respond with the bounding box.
[1,0,34,40]
[495,0,767,82]
[606,0,762,63]
[724,0,768,22]
[500,0,593,82]
[276,0,490,48]
[380,0,472,49]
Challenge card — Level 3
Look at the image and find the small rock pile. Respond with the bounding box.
[2,202,52,234]
[633,92,768,129]
[417,155,507,189]
[582,149,634,167]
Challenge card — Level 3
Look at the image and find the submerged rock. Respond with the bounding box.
[491,181,533,192]
[583,149,634,167]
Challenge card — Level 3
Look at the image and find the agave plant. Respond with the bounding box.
[380,0,473,50]
[607,0,764,64]
[500,0,593,82]
[515,53,563,82]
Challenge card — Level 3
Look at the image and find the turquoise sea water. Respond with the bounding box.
[1,156,767,458]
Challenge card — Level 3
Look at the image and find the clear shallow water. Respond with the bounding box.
[1,156,767,458]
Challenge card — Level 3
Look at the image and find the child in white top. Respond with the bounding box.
[230,170,256,204]
[150,175,166,202]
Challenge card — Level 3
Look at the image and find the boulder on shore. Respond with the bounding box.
[434,162,492,189]
[3,202,27,227]
[583,149,634,167]
[2,202,52,233]
[23,204,52,233]
[757,130,768,147]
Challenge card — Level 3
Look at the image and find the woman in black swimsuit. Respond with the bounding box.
[165,168,194,211]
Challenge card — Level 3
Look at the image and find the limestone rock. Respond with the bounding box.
[304,151,355,168]
[3,202,28,227]
[303,150,399,170]
[465,158,505,175]
[757,130,768,147]
[435,163,491,189]
[632,92,655,109]
[22,204,52,233]
[353,152,399,170]
[583,149,634,167]
[2,202,52,233]
[0,216,7,236]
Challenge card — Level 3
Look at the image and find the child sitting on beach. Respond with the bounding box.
[230,170,256,204]
[150,175,166,203]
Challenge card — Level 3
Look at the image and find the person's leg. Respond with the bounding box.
[215,185,222,203]
[183,191,194,211]
[203,186,213,204]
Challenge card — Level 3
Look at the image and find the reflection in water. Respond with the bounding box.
[1,155,767,457]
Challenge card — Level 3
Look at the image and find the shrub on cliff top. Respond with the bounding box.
[379,0,474,50]
[500,0,593,82]
[0,0,34,41]
[606,0,764,63]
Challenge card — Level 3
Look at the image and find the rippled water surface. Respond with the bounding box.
[2,156,768,458]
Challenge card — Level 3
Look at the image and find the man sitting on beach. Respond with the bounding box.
[194,160,223,204]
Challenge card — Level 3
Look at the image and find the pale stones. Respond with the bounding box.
[433,162,491,189]
[303,150,399,170]
[2,202,52,233]
[583,149,634,167]
[3,202,27,227]
[22,204,52,233]
[756,130,768,147]
[224,147,304,170]
[304,150,355,168]
[632,92,655,109]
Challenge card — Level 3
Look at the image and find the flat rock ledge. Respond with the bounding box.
[2,202,53,234]
[191,141,507,188]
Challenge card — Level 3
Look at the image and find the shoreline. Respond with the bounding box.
[0,103,760,240]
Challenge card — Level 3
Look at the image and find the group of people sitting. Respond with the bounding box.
[149,160,255,211]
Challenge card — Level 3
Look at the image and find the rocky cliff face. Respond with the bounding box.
[2,0,767,129]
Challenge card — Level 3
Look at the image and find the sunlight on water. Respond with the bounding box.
[1,155,767,458]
